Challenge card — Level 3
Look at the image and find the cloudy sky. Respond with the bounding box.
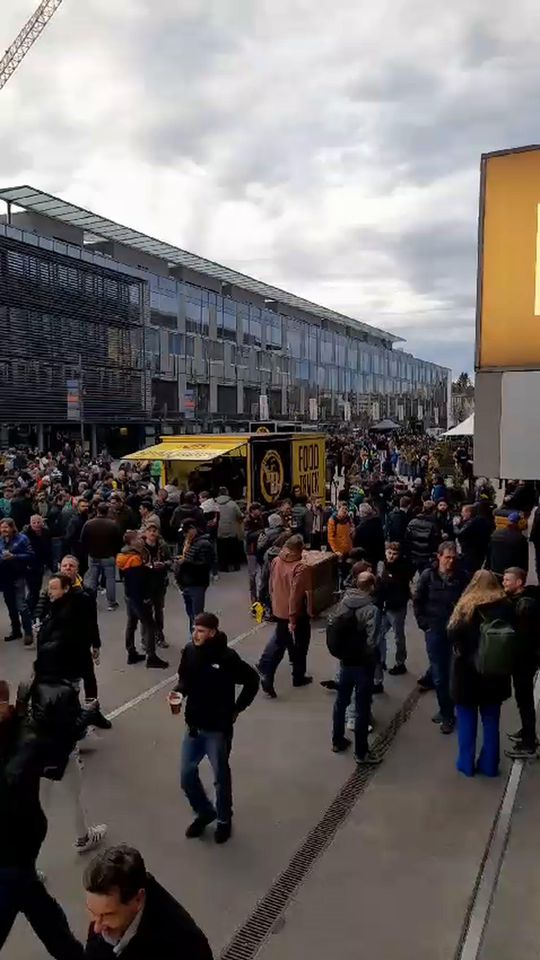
[1,0,538,374]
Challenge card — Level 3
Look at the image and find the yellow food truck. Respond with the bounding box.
[124,432,326,506]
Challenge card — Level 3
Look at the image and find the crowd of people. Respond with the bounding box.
[1,433,540,957]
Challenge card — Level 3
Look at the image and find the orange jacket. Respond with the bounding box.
[327,516,353,555]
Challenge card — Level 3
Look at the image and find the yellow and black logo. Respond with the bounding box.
[260,449,285,503]
[256,426,271,434]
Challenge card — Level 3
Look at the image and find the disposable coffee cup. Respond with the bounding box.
[168,691,183,715]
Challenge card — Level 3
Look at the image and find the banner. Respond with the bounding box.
[250,437,291,506]
[291,437,325,498]
[66,379,81,421]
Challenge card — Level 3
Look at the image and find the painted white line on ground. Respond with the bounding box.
[457,673,540,960]
[106,621,267,722]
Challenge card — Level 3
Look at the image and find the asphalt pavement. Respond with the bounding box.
[1,568,537,960]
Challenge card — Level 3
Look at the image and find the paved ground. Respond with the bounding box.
[1,568,537,959]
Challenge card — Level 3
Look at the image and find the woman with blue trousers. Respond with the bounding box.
[447,570,514,777]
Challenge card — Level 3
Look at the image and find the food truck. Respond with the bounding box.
[124,432,326,506]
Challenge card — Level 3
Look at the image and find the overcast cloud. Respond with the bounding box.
[2,0,540,374]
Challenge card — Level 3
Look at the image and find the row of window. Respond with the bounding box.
[4,248,143,309]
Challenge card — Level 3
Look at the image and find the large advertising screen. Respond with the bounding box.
[477,145,540,369]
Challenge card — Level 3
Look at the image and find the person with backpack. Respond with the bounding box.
[327,571,382,766]
[448,570,515,777]
[502,567,540,760]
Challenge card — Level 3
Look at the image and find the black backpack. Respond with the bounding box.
[326,603,362,660]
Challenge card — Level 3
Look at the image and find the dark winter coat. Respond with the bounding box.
[9,493,33,532]
[332,590,381,666]
[487,528,529,577]
[175,632,259,733]
[85,873,213,960]
[0,710,47,867]
[509,587,540,668]
[175,534,213,589]
[81,516,123,559]
[413,566,468,633]
[244,515,265,557]
[379,557,411,611]
[34,590,95,683]
[385,507,410,545]
[449,600,514,706]
[23,525,52,571]
[353,516,385,565]
[405,514,440,570]
[0,531,34,586]
[456,516,493,573]
[170,502,205,537]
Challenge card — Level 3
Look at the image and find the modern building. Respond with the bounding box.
[0,186,450,455]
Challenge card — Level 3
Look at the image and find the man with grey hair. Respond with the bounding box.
[258,534,311,696]
[353,503,385,568]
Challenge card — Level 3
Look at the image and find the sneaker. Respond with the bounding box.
[23,634,34,647]
[293,676,313,688]
[3,633,22,642]
[505,743,538,760]
[107,602,119,611]
[320,680,338,691]
[354,750,382,766]
[185,813,216,839]
[215,821,232,844]
[417,675,434,692]
[432,711,443,724]
[127,651,146,665]
[257,669,277,698]
[372,682,384,695]
[146,655,169,669]
[93,710,112,731]
[440,719,455,735]
[388,664,407,676]
[156,636,170,648]
[332,737,351,753]
[507,730,524,743]
[75,824,108,854]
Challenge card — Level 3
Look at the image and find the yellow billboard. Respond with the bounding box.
[477,146,540,369]
[291,437,326,498]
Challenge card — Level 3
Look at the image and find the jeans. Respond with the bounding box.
[381,607,408,666]
[0,865,84,959]
[124,597,156,657]
[513,665,537,750]
[456,704,501,777]
[425,628,454,722]
[3,578,32,636]
[182,586,207,634]
[85,557,116,605]
[180,730,233,824]
[247,555,260,602]
[258,615,311,684]
[332,663,375,758]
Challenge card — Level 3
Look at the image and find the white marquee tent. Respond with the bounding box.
[442,414,474,437]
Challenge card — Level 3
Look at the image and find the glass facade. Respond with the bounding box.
[0,216,449,431]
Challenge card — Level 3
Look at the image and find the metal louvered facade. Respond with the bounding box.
[0,231,148,428]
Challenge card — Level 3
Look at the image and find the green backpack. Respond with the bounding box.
[475,614,516,676]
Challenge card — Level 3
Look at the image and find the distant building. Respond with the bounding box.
[0,186,450,454]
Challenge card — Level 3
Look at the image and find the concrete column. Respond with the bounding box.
[91,424,98,458]
[37,424,44,452]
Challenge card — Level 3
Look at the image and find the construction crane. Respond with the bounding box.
[0,0,64,92]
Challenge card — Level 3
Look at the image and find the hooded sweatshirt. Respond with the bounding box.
[175,632,259,733]
[336,590,381,666]
[269,546,309,624]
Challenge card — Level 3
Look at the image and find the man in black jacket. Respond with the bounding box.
[174,612,259,844]
[82,503,123,610]
[385,496,412,546]
[487,512,529,578]
[175,521,214,633]
[23,514,52,614]
[503,568,540,759]
[84,845,212,960]
[379,542,411,676]
[405,501,440,573]
[413,543,468,733]
[353,504,385,567]
[456,503,493,577]
[0,680,85,958]
[329,571,382,765]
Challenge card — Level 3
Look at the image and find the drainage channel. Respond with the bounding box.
[220,685,422,960]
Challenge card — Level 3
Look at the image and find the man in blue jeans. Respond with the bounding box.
[413,543,468,734]
[173,612,259,844]
[329,571,382,765]
[81,503,123,611]
[0,518,34,645]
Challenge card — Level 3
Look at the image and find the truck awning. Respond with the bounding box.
[123,437,248,462]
